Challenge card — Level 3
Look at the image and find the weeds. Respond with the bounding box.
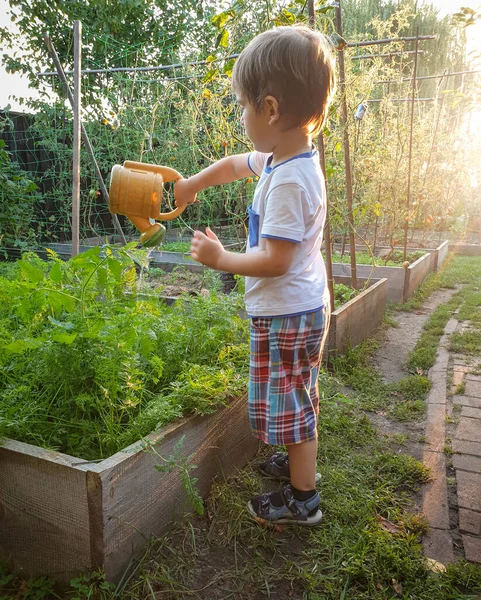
[450,330,481,355]
[146,435,205,516]
[387,376,431,421]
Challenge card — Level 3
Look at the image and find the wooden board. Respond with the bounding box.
[94,394,257,581]
[403,253,432,302]
[328,278,387,356]
[0,440,90,580]
[0,395,258,584]
[436,241,449,270]
[452,244,481,256]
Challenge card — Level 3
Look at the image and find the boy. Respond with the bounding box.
[174,25,335,526]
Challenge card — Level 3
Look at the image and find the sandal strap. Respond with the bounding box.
[281,485,302,516]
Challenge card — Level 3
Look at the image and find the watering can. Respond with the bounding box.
[109,161,186,247]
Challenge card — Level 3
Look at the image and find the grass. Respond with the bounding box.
[450,330,481,355]
[407,297,461,372]
[405,255,481,372]
[388,376,431,421]
[330,341,432,421]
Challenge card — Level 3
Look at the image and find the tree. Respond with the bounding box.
[0,0,219,107]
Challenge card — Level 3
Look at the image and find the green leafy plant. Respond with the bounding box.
[0,247,249,460]
[0,138,40,257]
[334,282,360,308]
[146,435,204,516]
[160,241,192,253]
[69,569,115,600]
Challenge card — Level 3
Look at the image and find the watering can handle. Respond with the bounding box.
[123,160,186,221]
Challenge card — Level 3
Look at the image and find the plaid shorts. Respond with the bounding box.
[248,306,329,446]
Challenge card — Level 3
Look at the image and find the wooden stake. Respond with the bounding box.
[403,28,419,262]
[335,0,358,289]
[43,33,126,244]
[72,21,81,257]
[308,0,335,311]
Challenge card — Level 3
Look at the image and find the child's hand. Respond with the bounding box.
[174,178,198,207]
[190,227,224,269]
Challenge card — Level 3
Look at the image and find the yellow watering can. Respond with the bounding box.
[109,161,186,247]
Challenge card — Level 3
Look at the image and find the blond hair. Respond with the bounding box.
[232,25,336,136]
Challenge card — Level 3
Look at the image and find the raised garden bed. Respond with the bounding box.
[331,245,444,303]
[328,277,387,356]
[452,242,481,256]
[1,394,258,584]
[331,241,449,271]
[0,248,257,583]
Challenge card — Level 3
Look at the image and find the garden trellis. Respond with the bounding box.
[0,0,479,278]
[37,7,436,290]
[2,26,259,258]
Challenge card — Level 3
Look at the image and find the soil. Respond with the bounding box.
[139,268,237,297]
[140,268,204,295]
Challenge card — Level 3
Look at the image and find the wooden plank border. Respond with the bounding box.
[0,394,258,584]
[434,241,449,271]
[403,252,432,302]
[327,278,387,357]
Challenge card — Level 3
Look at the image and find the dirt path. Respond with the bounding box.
[366,289,458,497]
[372,288,457,383]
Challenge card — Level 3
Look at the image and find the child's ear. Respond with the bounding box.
[264,95,280,125]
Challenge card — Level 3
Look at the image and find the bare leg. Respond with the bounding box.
[287,436,318,491]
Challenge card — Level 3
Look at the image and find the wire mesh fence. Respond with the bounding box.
[0,17,479,260]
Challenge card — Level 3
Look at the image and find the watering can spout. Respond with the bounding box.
[109,160,185,247]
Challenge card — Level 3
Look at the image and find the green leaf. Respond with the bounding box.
[107,258,123,280]
[280,8,296,23]
[97,265,108,289]
[48,316,75,330]
[203,69,219,84]
[19,261,44,282]
[81,320,104,339]
[52,332,77,344]
[223,58,236,77]
[216,29,229,49]
[4,339,43,353]
[211,10,233,29]
[49,262,62,282]
[123,241,139,251]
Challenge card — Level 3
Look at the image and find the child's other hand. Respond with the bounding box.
[190,227,223,269]
[174,178,198,207]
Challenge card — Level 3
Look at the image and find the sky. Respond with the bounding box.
[0,0,480,111]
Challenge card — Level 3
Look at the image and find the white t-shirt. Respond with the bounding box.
[245,148,328,318]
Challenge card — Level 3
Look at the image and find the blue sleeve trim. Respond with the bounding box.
[247,153,257,176]
[261,234,301,244]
